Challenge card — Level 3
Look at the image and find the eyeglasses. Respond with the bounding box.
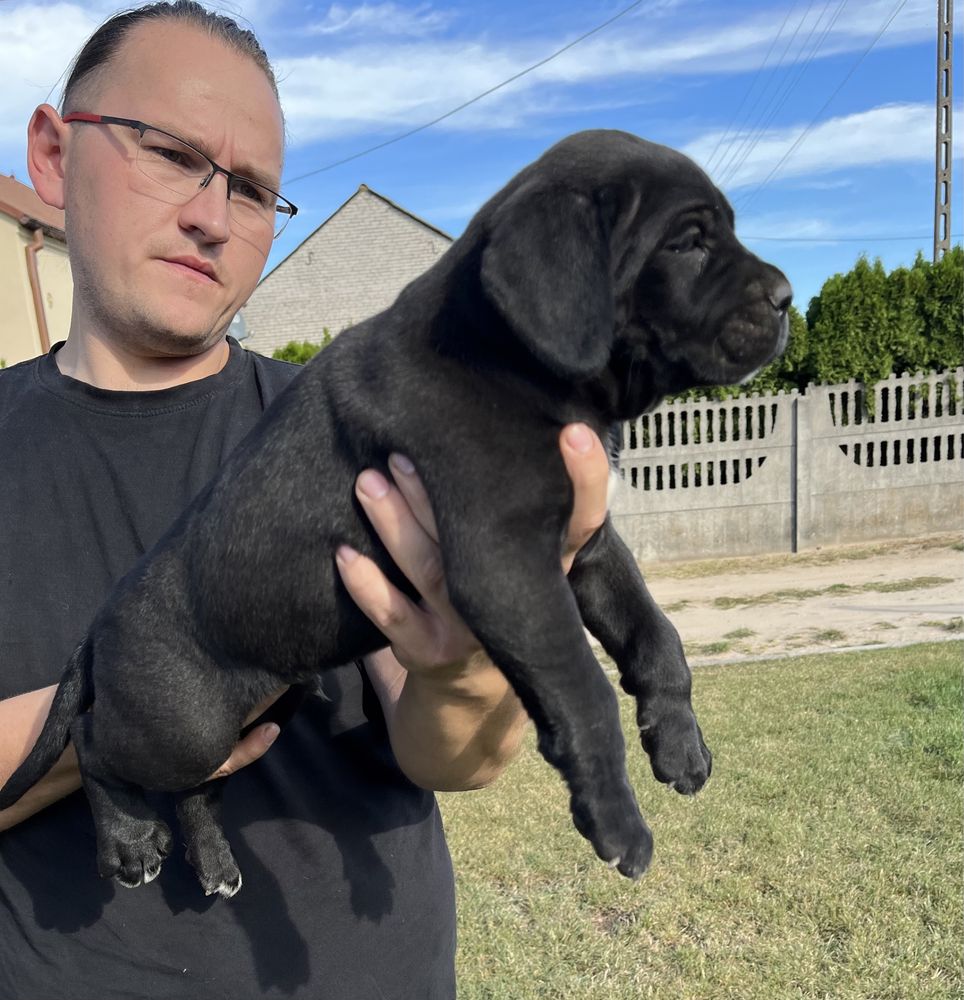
[62,112,298,240]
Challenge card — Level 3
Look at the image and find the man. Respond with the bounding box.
[0,3,610,997]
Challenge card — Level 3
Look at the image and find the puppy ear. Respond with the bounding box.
[480,186,614,379]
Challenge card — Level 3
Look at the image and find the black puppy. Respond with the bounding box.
[0,130,790,896]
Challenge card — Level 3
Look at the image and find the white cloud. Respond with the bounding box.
[737,211,845,243]
[686,103,933,192]
[305,3,451,37]
[273,0,933,146]
[0,3,101,157]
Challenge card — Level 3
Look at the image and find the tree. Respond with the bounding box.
[271,329,332,364]
[804,248,963,387]
[919,245,963,373]
[805,255,894,387]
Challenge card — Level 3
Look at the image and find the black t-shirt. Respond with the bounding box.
[0,340,456,1000]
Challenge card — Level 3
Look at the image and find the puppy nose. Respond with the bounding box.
[767,278,793,314]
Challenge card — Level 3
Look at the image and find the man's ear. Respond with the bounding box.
[480,185,614,380]
[26,104,69,211]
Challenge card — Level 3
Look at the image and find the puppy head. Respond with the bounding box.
[478,130,791,410]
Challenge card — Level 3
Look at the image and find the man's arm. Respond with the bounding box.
[337,424,610,791]
[0,686,81,831]
[0,686,282,832]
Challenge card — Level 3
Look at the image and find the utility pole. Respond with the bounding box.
[934,0,953,261]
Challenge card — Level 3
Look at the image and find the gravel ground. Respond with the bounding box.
[635,533,964,664]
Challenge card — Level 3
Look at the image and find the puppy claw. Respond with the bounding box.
[217,874,243,899]
[606,856,622,869]
[204,873,242,899]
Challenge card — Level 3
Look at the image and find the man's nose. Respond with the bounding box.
[178,171,231,243]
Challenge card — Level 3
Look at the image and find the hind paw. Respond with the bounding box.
[571,784,654,880]
[186,838,243,899]
[98,819,173,888]
[638,705,712,795]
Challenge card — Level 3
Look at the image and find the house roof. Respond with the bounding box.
[352,184,453,242]
[260,183,453,284]
[0,174,66,239]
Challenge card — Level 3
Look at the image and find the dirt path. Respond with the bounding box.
[634,534,963,664]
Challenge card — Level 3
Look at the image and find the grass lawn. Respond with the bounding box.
[439,642,963,999]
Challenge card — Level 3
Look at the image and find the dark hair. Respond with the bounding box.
[61,1,279,113]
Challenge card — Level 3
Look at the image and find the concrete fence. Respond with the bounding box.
[611,368,964,562]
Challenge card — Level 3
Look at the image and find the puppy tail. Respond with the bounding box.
[0,638,94,810]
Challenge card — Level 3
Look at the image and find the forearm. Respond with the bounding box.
[0,680,286,834]
[364,648,529,792]
[0,686,82,832]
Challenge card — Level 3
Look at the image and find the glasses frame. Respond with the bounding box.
[62,112,298,239]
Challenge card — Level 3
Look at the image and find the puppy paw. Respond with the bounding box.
[98,819,173,888]
[638,705,712,796]
[570,785,654,880]
[186,837,243,899]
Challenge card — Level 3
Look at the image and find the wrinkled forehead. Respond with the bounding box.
[75,19,284,177]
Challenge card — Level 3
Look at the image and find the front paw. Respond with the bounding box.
[570,782,654,880]
[97,818,173,888]
[638,705,712,796]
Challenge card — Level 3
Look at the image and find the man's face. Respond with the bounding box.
[62,20,285,357]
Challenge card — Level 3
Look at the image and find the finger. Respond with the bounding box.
[335,544,439,660]
[388,454,439,543]
[242,686,289,727]
[559,424,610,569]
[207,722,279,781]
[353,469,448,606]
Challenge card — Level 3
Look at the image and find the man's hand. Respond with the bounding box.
[205,689,285,781]
[336,423,609,677]
[334,423,610,790]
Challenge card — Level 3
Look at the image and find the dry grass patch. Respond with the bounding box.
[642,534,959,581]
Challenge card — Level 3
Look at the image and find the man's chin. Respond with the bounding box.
[136,320,230,359]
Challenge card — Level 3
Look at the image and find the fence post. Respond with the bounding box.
[790,394,798,553]
[794,388,813,550]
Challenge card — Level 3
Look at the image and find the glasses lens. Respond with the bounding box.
[136,128,292,239]
[136,128,210,196]
[227,176,291,240]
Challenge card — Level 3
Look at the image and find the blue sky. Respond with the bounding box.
[1,0,959,311]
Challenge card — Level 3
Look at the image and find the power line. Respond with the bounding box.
[716,0,852,190]
[710,0,820,179]
[735,0,910,211]
[704,1,801,174]
[284,0,648,185]
[742,233,963,242]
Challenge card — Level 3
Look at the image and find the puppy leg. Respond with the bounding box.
[70,714,173,887]
[446,555,653,878]
[568,518,712,796]
[176,782,242,898]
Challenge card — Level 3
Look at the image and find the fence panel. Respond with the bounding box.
[796,368,964,549]
[613,369,964,562]
[612,391,798,561]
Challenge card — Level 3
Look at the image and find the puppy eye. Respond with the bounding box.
[666,227,703,253]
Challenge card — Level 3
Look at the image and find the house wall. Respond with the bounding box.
[242,188,452,357]
[34,236,73,348]
[0,217,72,366]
